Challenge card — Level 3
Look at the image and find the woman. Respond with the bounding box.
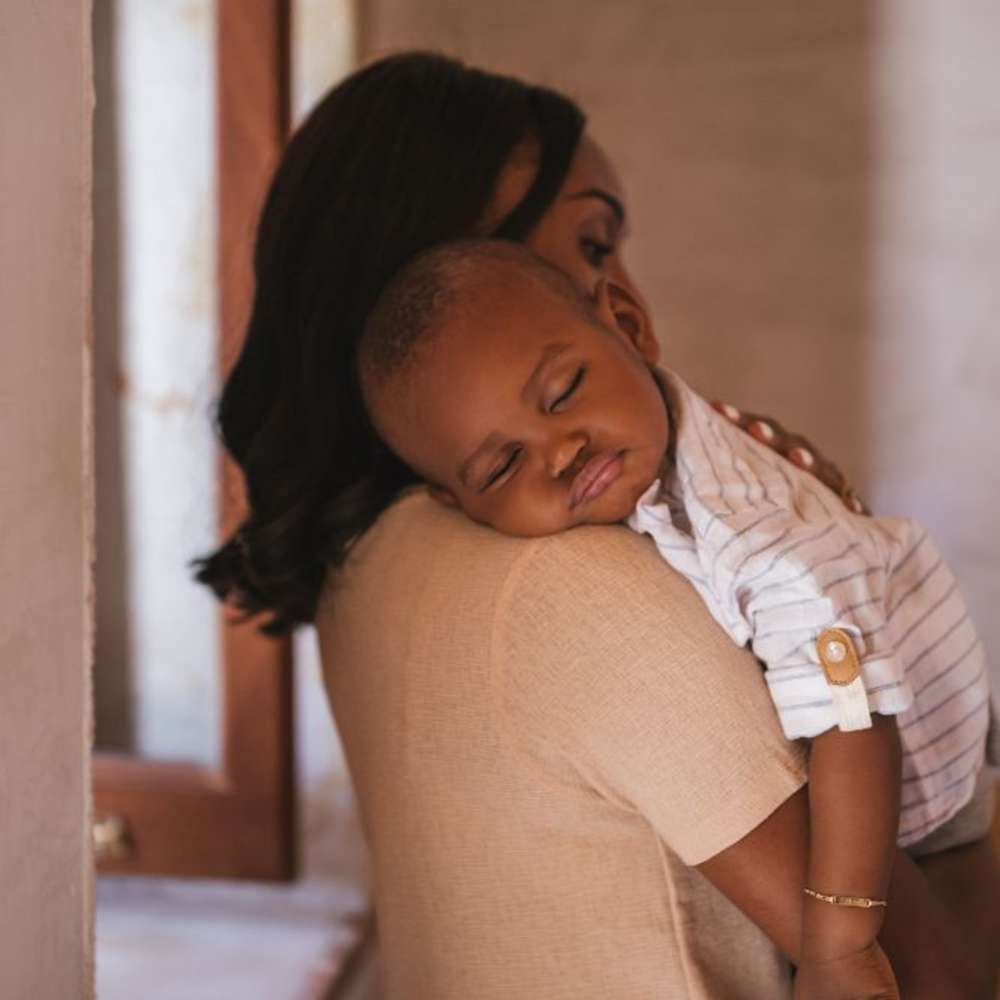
[196,53,998,997]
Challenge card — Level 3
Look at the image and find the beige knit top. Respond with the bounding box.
[317,488,808,998]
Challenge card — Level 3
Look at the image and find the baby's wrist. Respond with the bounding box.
[800,896,884,962]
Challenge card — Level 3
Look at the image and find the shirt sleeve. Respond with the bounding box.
[727,509,919,738]
[636,488,922,740]
[630,385,919,740]
[491,524,807,867]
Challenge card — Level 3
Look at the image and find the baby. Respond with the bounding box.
[357,238,995,991]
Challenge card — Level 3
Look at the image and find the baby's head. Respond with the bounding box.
[358,239,669,536]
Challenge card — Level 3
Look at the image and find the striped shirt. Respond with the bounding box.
[627,369,994,846]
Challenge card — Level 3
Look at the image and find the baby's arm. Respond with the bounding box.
[800,714,902,970]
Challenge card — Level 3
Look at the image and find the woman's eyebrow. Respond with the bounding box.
[566,187,625,226]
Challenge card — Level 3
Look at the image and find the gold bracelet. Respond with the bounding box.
[803,887,887,909]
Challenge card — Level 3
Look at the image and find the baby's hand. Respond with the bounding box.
[793,941,898,1000]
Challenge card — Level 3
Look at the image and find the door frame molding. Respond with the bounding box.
[94,0,295,881]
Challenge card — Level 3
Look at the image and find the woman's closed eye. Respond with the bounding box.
[548,365,586,413]
[580,237,613,269]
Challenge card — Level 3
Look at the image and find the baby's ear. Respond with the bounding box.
[593,278,660,365]
[428,484,460,509]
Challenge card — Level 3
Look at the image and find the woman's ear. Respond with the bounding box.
[428,484,460,509]
[593,277,660,365]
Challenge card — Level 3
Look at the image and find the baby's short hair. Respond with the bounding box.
[357,238,589,400]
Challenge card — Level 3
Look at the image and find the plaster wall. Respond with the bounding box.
[0,1,94,997]
[361,0,1000,682]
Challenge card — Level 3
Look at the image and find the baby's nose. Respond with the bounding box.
[547,432,588,479]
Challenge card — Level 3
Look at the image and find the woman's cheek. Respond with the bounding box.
[561,256,598,296]
[547,237,601,295]
[606,255,638,294]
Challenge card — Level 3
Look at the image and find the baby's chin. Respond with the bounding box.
[571,473,658,528]
[578,500,641,528]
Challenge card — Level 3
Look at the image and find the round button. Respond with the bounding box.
[825,639,847,663]
[818,628,860,685]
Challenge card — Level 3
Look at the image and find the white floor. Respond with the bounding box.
[96,875,374,1000]
[94,632,379,999]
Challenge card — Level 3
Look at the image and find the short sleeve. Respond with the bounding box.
[629,379,920,741]
[726,512,918,739]
[491,524,807,866]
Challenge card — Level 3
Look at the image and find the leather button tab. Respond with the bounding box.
[817,627,861,686]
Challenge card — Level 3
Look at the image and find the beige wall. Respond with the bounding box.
[362,0,1000,683]
[0,2,94,997]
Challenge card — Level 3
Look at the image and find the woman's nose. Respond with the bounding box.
[546,431,588,479]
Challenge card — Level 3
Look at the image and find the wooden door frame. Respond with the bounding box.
[94,0,295,881]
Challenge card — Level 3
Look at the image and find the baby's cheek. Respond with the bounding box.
[594,491,640,527]
[464,494,536,538]
[499,497,578,538]
[503,508,568,538]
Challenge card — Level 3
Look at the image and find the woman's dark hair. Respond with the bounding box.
[192,52,585,634]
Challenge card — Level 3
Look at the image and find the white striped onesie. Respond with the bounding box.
[628,368,994,847]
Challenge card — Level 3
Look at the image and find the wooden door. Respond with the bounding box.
[93,0,295,881]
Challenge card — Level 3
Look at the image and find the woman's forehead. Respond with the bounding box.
[564,135,624,200]
[480,137,538,235]
[485,133,625,234]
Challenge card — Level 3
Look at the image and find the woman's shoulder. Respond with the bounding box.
[389,490,703,594]
[321,487,694,623]
[490,514,784,713]
[345,486,659,569]
[497,519,731,637]
[322,484,724,644]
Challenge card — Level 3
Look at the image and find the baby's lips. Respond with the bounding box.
[569,450,624,508]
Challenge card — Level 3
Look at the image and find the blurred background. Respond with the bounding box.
[90,1,1000,997]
